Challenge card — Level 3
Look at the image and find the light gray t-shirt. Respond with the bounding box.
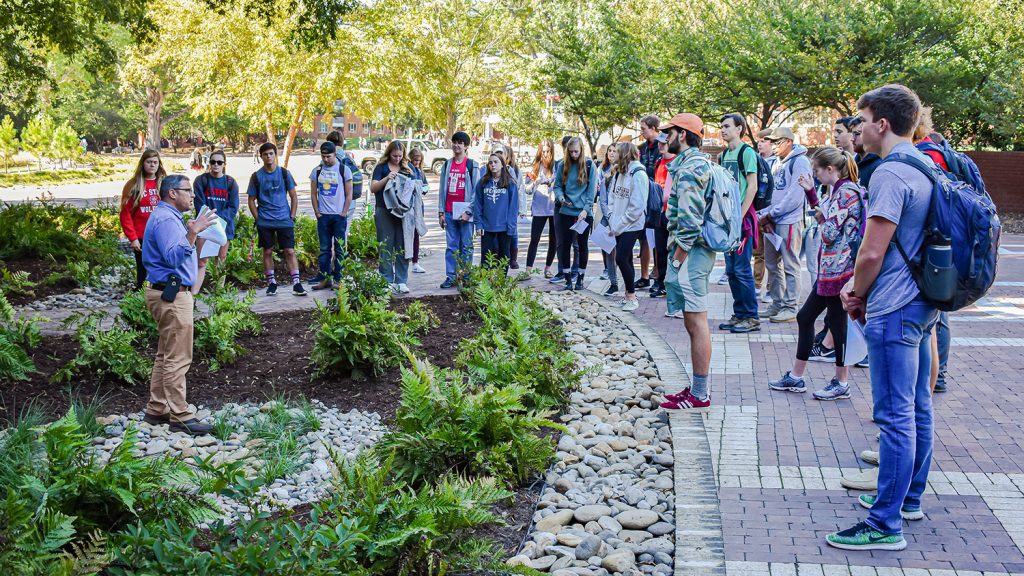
[310,162,353,216]
[865,142,933,318]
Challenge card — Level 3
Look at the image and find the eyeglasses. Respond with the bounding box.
[172,187,191,194]
[209,160,225,165]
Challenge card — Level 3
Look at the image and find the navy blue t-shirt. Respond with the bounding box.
[194,174,240,239]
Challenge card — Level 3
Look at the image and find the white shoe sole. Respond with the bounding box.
[825,538,907,551]
[858,497,925,520]
[808,355,837,363]
[768,384,806,393]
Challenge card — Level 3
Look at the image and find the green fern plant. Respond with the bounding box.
[345,214,379,261]
[194,288,261,371]
[0,288,39,381]
[377,354,563,487]
[53,313,151,386]
[0,267,37,298]
[117,287,158,341]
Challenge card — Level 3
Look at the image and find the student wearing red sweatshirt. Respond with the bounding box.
[120,149,167,289]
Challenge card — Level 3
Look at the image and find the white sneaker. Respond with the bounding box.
[622,299,639,312]
[761,291,773,303]
[389,283,400,293]
[716,274,730,285]
[664,310,684,319]
[411,263,426,274]
[397,283,410,294]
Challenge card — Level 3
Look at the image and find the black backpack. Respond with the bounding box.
[314,157,363,200]
[719,143,774,211]
[628,166,665,228]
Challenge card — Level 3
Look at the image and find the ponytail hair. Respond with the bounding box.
[812,146,859,183]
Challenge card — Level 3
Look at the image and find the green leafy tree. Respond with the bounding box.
[20,114,54,170]
[0,115,18,172]
[51,121,81,168]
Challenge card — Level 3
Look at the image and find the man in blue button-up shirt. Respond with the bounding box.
[141,174,218,436]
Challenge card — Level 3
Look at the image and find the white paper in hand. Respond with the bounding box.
[845,317,868,366]
[570,219,589,234]
[764,231,784,251]
[196,206,228,259]
[592,223,616,254]
[452,201,473,223]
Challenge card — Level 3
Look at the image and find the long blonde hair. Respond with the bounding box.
[611,142,639,177]
[376,140,412,175]
[125,149,166,208]
[561,137,589,187]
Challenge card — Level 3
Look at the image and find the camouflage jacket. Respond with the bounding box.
[666,146,712,253]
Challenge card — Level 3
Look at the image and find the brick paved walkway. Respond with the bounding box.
[590,233,1024,575]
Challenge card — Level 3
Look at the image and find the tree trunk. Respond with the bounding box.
[446,106,457,141]
[281,95,306,169]
[144,87,164,151]
[264,113,276,146]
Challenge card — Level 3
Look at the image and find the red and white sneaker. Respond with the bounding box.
[663,387,690,402]
[660,390,711,411]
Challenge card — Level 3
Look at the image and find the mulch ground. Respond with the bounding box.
[1,257,79,305]
[0,294,481,426]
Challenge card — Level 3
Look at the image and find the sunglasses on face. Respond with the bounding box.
[209,160,225,165]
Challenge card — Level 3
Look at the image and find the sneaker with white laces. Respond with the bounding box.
[411,263,426,273]
[858,494,925,521]
[808,342,837,362]
[716,273,730,285]
[397,283,410,294]
[768,371,806,393]
[621,298,639,312]
[812,378,850,400]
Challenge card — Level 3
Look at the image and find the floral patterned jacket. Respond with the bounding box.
[816,179,864,296]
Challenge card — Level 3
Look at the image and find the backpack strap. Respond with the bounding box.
[879,152,943,274]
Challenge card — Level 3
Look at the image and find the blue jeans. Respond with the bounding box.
[725,238,757,319]
[317,214,347,281]
[865,298,939,535]
[444,213,474,281]
[936,312,950,384]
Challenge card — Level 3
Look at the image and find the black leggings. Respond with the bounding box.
[615,230,643,293]
[653,221,669,285]
[133,249,146,290]
[557,213,592,274]
[526,216,555,268]
[481,231,511,270]
[797,287,847,366]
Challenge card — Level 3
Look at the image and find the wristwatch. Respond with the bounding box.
[671,259,682,269]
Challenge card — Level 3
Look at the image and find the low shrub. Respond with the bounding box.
[345,214,379,261]
[117,288,158,341]
[336,257,390,305]
[54,313,151,386]
[294,214,319,270]
[0,268,37,298]
[205,213,263,287]
[377,355,563,487]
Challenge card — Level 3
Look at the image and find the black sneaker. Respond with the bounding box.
[603,285,619,296]
[808,342,836,363]
[440,278,456,289]
[549,272,566,284]
[934,375,948,393]
[169,419,214,436]
[293,282,307,296]
[574,274,585,291]
[649,282,666,298]
[266,283,278,296]
[562,274,575,291]
[635,277,652,289]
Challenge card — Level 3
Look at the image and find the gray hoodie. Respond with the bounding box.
[762,144,812,226]
[608,160,649,236]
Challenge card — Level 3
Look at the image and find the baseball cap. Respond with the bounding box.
[659,113,704,136]
[766,127,795,141]
[655,133,668,144]
[756,128,773,139]
[320,141,337,154]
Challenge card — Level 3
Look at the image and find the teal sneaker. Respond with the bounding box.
[858,494,925,520]
[825,521,907,551]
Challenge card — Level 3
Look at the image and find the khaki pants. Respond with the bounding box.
[145,289,196,422]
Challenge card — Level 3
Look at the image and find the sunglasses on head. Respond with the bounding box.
[209,160,225,165]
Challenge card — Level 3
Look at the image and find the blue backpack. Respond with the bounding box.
[884,153,1001,312]
[915,140,987,195]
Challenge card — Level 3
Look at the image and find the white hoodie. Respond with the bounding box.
[608,160,649,236]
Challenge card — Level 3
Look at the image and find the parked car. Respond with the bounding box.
[398,139,453,174]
